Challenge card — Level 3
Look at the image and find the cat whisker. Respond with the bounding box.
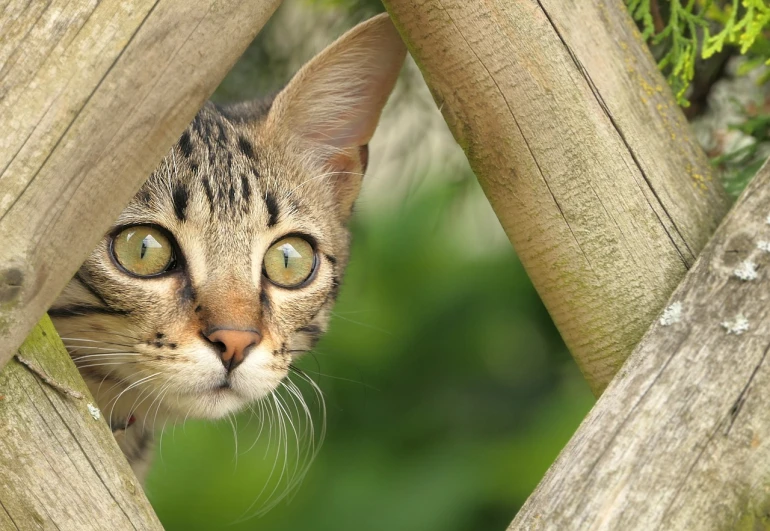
[157,389,176,465]
[126,380,164,432]
[227,412,239,469]
[290,364,377,390]
[288,367,327,465]
[75,361,143,370]
[100,367,153,399]
[285,379,317,451]
[66,346,136,355]
[63,329,141,342]
[277,382,316,498]
[265,392,290,511]
[61,336,139,351]
[74,355,141,364]
[106,372,162,430]
[329,311,392,335]
[94,365,128,396]
[244,399,268,454]
[236,367,326,521]
[237,397,283,520]
[64,341,137,351]
[73,354,141,362]
[273,392,299,481]
[60,336,135,345]
[143,381,172,434]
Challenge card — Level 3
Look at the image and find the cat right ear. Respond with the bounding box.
[264,13,407,217]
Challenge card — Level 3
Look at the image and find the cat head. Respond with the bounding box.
[51,14,406,424]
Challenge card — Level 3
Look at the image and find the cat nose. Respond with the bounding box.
[205,328,262,372]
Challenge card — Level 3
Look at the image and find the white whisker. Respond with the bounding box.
[106,372,161,430]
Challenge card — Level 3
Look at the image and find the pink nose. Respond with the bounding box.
[205,328,262,372]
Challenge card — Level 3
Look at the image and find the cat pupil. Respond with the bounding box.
[140,240,147,259]
[283,247,289,268]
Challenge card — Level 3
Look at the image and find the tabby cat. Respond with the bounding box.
[50,14,406,483]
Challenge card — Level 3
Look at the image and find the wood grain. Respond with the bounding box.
[382,0,730,394]
[510,159,770,529]
[0,0,282,369]
[0,316,162,530]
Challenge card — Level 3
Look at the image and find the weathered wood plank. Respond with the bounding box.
[0,316,162,530]
[510,159,770,529]
[382,0,730,394]
[0,0,283,368]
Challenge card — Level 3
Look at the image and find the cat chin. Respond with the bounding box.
[164,378,284,421]
[164,388,251,420]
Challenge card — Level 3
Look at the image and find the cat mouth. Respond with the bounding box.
[180,380,240,398]
[211,380,237,394]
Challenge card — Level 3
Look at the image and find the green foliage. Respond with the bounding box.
[146,177,594,531]
[713,108,770,196]
[627,0,770,105]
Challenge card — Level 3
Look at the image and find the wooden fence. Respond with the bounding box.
[0,1,281,528]
[1,0,766,529]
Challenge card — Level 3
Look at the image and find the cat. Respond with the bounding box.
[49,13,406,484]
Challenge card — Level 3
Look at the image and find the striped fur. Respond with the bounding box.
[50,14,405,481]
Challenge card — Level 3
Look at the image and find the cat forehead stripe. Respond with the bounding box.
[172,184,189,221]
[178,132,193,158]
[265,192,279,227]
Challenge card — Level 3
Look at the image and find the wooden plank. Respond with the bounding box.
[0,316,162,530]
[511,158,770,529]
[0,0,283,368]
[382,0,730,394]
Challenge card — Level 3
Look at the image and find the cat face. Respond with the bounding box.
[50,14,406,428]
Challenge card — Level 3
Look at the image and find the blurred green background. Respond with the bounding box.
[144,0,770,528]
[145,2,595,528]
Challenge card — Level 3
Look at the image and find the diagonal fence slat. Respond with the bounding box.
[511,158,770,529]
[0,316,163,529]
[0,0,282,369]
[0,1,282,527]
[383,0,730,395]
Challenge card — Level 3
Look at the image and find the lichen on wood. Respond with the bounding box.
[0,316,162,530]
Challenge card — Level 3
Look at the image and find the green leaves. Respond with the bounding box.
[627,0,770,105]
[702,0,770,56]
[712,110,770,197]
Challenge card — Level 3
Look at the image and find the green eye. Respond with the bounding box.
[263,236,316,288]
[112,226,175,277]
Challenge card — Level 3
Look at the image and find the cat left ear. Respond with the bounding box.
[265,13,407,217]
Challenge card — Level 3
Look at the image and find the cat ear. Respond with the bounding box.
[265,13,407,216]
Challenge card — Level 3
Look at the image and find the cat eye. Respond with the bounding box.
[263,236,316,288]
[112,226,176,277]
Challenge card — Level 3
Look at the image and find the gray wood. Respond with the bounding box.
[383,0,731,394]
[0,0,282,369]
[511,159,770,529]
[0,1,282,527]
[0,317,162,530]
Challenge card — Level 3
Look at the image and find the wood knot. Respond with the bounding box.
[0,268,23,303]
[721,233,754,267]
